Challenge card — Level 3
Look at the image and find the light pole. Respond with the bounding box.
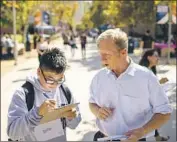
[167,2,172,64]
[13,0,17,65]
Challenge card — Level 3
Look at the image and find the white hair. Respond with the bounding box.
[96,28,128,50]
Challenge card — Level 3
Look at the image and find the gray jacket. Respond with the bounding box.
[7,74,81,141]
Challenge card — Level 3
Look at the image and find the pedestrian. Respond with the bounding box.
[25,33,31,58]
[62,32,69,50]
[33,32,38,49]
[69,35,77,58]
[89,28,172,141]
[1,33,7,59]
[37,36,48,62]
[140,30,155,52]
[7,48,81,141]
[6,34,14,59]
[139,49,170,141]
[80,32,87,59]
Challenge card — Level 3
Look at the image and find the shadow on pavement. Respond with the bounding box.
[69,54,102,71]
[18,67,35,72]
[167,86,176,105]
[75,119,97,141]
[157,69,170,74]
[12,79,26,83]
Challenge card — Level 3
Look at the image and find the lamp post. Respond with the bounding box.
[167,1,172,64]
[13,0,17,65]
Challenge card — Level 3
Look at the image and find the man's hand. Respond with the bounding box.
[97,107,113,120]
[159,77,168,84]
[121,127,145,142]
[38,99,56,116]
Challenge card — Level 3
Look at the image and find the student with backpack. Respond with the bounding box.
[7,48,81,141]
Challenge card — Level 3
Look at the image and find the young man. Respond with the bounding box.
[140,30,155,51]
[89,28,172,141]
[7,48,81,141]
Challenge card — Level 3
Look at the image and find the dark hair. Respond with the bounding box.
[146,30,150,34]
[139,49,157,75]
[39,48,67,74]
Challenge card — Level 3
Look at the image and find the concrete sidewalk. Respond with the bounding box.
[1,39,176,141]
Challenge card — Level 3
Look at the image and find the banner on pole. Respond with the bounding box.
[156,5,169,24]
[172,4,176,24]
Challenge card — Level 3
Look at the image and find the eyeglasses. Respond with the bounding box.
[40,68,65,85]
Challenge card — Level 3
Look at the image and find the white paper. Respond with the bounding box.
[34,119,64,141]
[97,135,127,141]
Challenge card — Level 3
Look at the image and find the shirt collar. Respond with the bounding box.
[125,58,136,76]
[106,58,136,77]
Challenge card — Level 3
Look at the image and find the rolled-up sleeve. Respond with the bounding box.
[148,72,172,114]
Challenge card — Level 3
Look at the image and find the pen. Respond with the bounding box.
[43,93,50,99]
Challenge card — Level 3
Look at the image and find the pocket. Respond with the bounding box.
[120,94,147,127]
[121,94,142,113]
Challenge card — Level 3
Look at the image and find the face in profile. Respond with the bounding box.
[98,38,127,71]
[148,51,159,66]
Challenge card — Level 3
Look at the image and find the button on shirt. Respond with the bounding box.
[89,60,172,137]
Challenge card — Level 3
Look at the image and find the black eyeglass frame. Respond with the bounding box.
[40,68,65,85]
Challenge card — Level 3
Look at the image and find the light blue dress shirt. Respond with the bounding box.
[89,60,172,138]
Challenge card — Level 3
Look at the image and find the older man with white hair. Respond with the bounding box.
[89,28,172,141]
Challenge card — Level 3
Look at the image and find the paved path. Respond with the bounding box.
[1,38,176,141]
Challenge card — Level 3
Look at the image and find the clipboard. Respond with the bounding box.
[40,103,80,124]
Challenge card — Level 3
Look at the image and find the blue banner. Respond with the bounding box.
[156,5,169,24]
[42,11,50,25]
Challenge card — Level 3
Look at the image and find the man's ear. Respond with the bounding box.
[121,48,127,55]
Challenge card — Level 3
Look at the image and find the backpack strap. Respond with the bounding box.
[60,84,72,130]
[22,82,35,111]
[60,84,71,104]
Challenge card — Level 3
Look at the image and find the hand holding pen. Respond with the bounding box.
[38,99,57,116]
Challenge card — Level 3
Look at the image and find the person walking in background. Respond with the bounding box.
[89,28,172,141]
[46,37,52,48]
[6,34,14,59]
[69,35,77,58]
[139,49,170,141]
[1,33,7,59]
[140,30,155,52]
[33,32,39,49]
[80,32,87,59]
[25,33,31,58]
[62,32,69,50]
[139,49,169,84]
[37,36,48,62]
[7,48,81,141]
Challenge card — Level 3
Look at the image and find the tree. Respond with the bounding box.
[81,0,175,29]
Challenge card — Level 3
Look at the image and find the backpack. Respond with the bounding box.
[22,81,71,110]
[8,81,71,141]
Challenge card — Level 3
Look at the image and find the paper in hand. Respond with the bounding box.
[40,103,80,124]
